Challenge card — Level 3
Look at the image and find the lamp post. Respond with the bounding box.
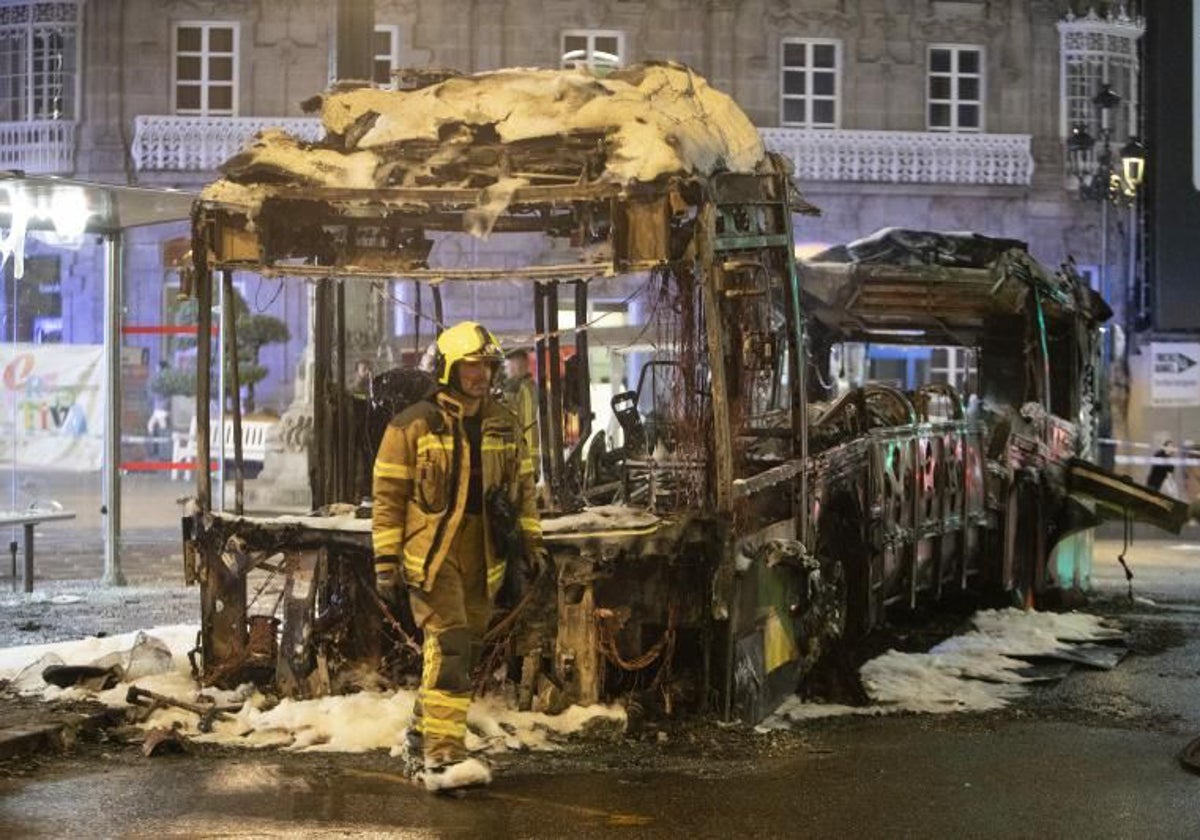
[1066,82,1147,468]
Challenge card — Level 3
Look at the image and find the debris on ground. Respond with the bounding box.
[142,725,190,758]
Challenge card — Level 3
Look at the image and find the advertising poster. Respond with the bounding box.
[0,344,105,471]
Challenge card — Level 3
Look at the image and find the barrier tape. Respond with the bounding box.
[120,325,218,336]
[119,461,218,472]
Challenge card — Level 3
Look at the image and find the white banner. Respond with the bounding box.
[0,344,105,471]
[1150,341,1200,407]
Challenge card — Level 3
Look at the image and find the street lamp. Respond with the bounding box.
[1065,82,1148,468]
[1067,83,1145,208]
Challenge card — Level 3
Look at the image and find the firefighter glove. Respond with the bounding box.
[374,555,401,603]
[526,546,550,582]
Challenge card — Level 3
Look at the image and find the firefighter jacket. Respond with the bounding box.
[502,373,541,470]
[372,389,541,596]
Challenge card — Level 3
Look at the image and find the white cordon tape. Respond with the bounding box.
[1099,438,1200,467]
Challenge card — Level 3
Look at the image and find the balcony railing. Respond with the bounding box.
[131,115,323,172]
[0,119,75,174]
[131,115,1034,188]
[761,127,1034,186]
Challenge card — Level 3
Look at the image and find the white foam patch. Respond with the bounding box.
[0,623,625,755]
[761,608,1122,728]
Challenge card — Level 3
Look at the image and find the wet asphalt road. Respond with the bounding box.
[3,537,1200,838]
[1,716,1197,839]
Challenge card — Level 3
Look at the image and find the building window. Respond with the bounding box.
[561,30,624,75]
[780,38,840,128]
[372,24,399,87]
[929,346,977,393]
[928,45,983,132]
[2,255,61,342]
[0,1,80,122]
[1057,13,1143,142]
[173,22,238,116]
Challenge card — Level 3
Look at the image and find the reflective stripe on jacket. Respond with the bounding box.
[372,389,541,595]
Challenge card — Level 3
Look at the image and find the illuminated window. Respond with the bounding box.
[561,30,624,75]
[928,45,984,132]
[0,1,80,122]
[173,22,238,116]
[780,38,840,128]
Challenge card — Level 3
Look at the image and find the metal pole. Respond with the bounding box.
[23,523,34,595]
[335,279,348,503]
[224,272,245,515]
[546,282,566,498]
[533,283,553,487]
[1098,199,1112,469]
[101,233,126,586]
[574,280,591,444]
[195,262,213,512]
[312,282,332,509]
[1099,199,1109,308]
[216,273,226,511]
[1126,200,1138,332]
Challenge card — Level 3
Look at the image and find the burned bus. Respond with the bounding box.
[180,64,1185,724]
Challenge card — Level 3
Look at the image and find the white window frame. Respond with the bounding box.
[780,38,841,129]
[1056,15,1143,141]
[172,21,239,116]
[560,29,625,74]
[929,346,978,393]
[372,23,400,88]
[927,44,985,133]
[0,1,82,122]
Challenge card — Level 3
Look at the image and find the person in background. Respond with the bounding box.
[1147,439,1176,494]
[351,359,373,398]
[349,359,374,500]
[147,360,171,459]
[502,345,541,481]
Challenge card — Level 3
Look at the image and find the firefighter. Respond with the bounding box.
[372,321,544,792]
[502,345,541,481]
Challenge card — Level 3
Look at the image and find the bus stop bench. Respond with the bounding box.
[170,418,277,481]
[0,510,77,594]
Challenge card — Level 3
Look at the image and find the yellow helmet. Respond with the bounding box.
[435,321,504,385]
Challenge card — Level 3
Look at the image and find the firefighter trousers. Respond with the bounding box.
[407,513,491,767]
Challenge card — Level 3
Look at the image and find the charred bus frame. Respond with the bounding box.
[182,161,1185,724]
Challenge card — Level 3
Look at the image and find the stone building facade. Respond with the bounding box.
[0,0,1145,425]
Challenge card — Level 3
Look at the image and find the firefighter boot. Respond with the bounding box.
[420,756,492,792]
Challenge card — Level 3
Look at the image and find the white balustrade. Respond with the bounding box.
[131,115,323,172]
[760,127,1034,186]
[131,115,1033,187]
[0,120,75,174]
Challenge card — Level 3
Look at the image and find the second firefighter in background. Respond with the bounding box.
[371,321,544,792]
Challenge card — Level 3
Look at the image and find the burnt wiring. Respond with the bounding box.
[1116,508,1135,603]
[473,572,555,695]
[595,600,678,676]
[254,275,285,312]
[613,267,670,354]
